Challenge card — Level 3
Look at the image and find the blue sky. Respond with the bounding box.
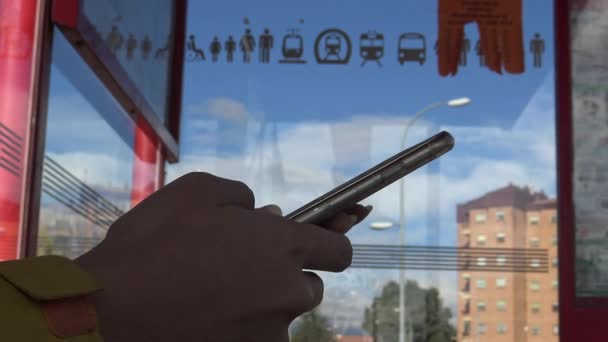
[182,0,554,135]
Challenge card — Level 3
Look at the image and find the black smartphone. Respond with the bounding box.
[285,131,455,224]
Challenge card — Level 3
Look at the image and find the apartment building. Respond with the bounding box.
[457,185,558,341]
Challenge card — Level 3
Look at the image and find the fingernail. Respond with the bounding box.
[349,215,358,226]
[365,205,373,213]
[268,205,283,216]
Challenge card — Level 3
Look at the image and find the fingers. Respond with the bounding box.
[279,272,324,322]
[289,223,353,272]
[320,211,358,234]
[256,204,283,216]
[177,172,255,209]
[320,204,373,234]
[299,271,324,312]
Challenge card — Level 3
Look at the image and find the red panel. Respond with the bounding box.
[557,0,608,340]
[0,0,38,261]
[51,0,78,28]
[130,117,160,207]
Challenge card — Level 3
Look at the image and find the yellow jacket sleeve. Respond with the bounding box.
[0,255,104,341]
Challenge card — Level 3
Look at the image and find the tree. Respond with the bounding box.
[362,280,455,342]
[291,309,336,342]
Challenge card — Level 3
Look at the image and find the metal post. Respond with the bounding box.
[398,102,444,342]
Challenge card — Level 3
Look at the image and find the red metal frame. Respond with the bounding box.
[22,0,55,258]
[556,0,608,340]
[130,117,161,207]
[50,0,186,163]
[50,0,77,28]
[0,0,42,261]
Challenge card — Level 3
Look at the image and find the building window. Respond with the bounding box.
[553,325,559,335]
[552,234,558,246]
[552,214,558,224]
[530,237,540,247]
[553,257,558,268]
[475,213,487,223]
[496,232,506,243]
[478,323,487,335]
[497,323,507,334]
[531,326,541,336]
[463,321,471,337]
[497,300,506,311]
[531,303,541,313]
[553,302,559,313]
[462,300,471,314]
[530,259,541,268]
[496,278,507,288]
[496,255,507,266]
[496,211,505,222]
[530,280,541,291]
[552,280,559,290]
[476,279,487,289]
[477,257,487,266]
[529,215,540,225]
[477,235,487,246]
[477,301,486,312]
[463,278,471,292]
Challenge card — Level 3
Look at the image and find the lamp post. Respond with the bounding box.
[397,97,471,342]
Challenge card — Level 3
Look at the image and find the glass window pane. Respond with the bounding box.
[36,29,159,258]
[80,0,176,123]
[166,0,559,340]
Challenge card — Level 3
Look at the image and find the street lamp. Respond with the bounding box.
[397,97,471,342]
[369,220,395,230]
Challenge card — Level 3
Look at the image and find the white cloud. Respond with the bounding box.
[187,97,255,125]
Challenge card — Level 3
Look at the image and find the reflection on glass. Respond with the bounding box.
[36,30,136,259]
[167,0,558,340]
[81,0,175,123]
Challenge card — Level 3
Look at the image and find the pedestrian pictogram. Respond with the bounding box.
[210,36,221,62]
[126,33,137,60]
[398,33,426,65]
[225,36,236,63]
[460,34,470,66]
[279,29,306,64]
[240,28,256,63]
[360,30,384,67]
[530,33,545,68]
[475,39,484,66]
[106,26,124,54]
[141,34,152,60]
[315,28,352,65]
[259,29,274,63]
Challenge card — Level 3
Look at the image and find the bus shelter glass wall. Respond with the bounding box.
[35,29,138,259]
[167,1,558,341]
